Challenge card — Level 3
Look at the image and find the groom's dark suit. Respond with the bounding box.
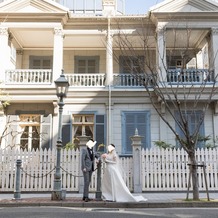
[81,146,99,201]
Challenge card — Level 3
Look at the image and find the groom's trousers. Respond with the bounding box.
[83,170,93,198]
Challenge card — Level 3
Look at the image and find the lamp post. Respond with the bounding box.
[51,72,69,200]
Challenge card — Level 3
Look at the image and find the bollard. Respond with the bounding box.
[95,159,102,200]
[14,159,22,200]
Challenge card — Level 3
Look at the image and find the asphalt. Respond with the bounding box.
[0,191,218,208]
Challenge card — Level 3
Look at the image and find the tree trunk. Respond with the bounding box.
[189,152,200,200]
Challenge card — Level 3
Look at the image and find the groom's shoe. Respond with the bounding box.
[83,197,91,201]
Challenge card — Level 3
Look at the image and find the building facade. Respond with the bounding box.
[0,0,218,155]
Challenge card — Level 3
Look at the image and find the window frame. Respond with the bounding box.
[119,56,145,74]
[19,114,41,151]
[29,56,53,69]
[75,56,99,74]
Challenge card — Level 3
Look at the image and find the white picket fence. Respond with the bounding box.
[0,148,218,192]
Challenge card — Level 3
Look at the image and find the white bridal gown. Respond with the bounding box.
[102,150,147,202]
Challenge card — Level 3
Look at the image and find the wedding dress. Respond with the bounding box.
[101,149,147,202]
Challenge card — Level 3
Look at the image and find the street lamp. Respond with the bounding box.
[51,72,69,200]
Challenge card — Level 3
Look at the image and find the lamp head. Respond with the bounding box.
[54,74,69,98]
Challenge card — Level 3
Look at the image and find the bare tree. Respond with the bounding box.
[0,115,50,151]
[113,17,217,200]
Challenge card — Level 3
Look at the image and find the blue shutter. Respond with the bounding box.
[41,114,52,150]
[95,114,106,152]
[61,115,71,147]
[122,112,150,154]
[190,111,205,148]
[175,110,205,148]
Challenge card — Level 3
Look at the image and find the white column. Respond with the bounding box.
[106,19,113,86]
[106,102,114,146]
[156,24,167,82]
[53,27,64,80]
[0,27,10,81]
[209,28,218,77]
[106,18,114,146]
[130,129,143,193]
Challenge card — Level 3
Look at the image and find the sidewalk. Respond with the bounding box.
[0,192,218,208]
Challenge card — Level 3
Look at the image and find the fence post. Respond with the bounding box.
[14,159,22,200]
[95,159,102,200]
[130,128,144,193]
[78,135,91,193]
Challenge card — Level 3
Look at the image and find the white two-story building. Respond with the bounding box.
[0,0,218,155]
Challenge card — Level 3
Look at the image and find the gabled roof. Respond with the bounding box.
[0,0,68,13]
[150,0,218,12]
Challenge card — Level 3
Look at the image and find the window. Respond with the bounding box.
[175,110,205,148]
[19,115,40,151]
[120,56,144,74]
[59,0,102,13]
[73,114,94,138]
[122,111,150,154]
[29,56,52,69]
[75,56,99,74]
[62,114,106,151]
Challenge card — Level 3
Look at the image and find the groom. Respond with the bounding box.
[81,139,99,202]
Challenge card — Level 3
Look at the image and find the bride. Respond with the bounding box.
[101,144,147,202]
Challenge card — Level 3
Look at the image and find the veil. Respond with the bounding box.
[112,150,127,182]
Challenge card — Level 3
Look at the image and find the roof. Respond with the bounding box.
[149,0,218,12]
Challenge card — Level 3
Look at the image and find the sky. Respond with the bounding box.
[125,0,164,14]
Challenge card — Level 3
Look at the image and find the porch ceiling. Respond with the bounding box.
[9,27,209,51]
[166,29,209,50]
[10,28,106,50]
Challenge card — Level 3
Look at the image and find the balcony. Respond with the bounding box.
[167,69,213,84]
[4,69,214,88]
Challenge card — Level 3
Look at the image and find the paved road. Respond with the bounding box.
[1,207,218,218]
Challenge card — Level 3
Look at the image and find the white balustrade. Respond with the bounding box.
[5,69,52,84]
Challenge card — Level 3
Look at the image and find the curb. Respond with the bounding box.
[0,199,218,208]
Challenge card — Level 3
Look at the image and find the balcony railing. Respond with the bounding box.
[167,69,213,83]
[4,69,214,87]
[113,74,149,87]
[65,73,105,87]
[5,69,52,85]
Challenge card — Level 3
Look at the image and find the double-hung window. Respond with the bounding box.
[120,56,144,74]
[19,115,40,151]
[75,56,99,74]
[29,56,52,69]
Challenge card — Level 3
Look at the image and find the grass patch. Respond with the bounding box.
[182,198,218,202]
